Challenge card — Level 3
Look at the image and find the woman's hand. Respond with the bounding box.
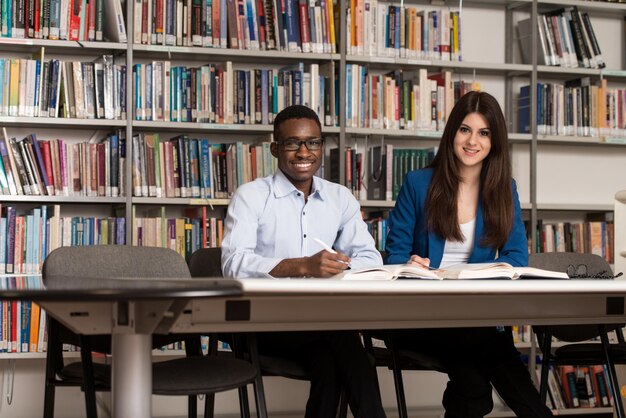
[407,255,431,270]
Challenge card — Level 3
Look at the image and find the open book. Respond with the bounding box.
[338,262,569,281]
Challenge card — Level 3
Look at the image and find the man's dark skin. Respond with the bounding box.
[267,117,351,278]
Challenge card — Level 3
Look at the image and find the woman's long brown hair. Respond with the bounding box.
[426,91,513,249]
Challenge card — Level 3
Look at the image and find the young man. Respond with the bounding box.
[221,105,386,418]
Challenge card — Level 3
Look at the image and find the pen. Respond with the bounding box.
[313,238,351,268]
[313,238,337,254]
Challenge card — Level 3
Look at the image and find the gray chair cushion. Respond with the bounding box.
[153,356,257,395]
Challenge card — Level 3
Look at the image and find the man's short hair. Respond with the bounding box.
[273,105,322,140]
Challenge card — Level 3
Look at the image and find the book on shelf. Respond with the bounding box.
[517,8,604,69]
[338,262,569,281]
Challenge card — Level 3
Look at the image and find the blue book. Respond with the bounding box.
[219,0,228,47]
[32,60,41,116]
[245,0,257,48]
[109,133,119,196]
[134,64,142,120]
[47,60,60,117]
[120,65,127,119]
[27,134,53,196]
[199,138,211,198]
[244,70,250,122]
[261,69,269,125]
[345,64,352,125]
[20,297,31,352]
[145,63,153,121]
[0,60,5,114]
[116,218,126,245]
[188,138,200,197]
[285,0,300,52]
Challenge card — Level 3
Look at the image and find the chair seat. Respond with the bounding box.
[59,362,111,387]
[153,357,258,395]
[397,349,447,373]
[554,343,626,363]
[59,356,258,396]
[259,355,310,380]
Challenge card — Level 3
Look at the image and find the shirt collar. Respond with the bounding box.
[272,169,325,200]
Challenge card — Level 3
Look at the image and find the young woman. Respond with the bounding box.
[385,91,553,418]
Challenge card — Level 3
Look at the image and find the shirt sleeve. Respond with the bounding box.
[333,193,383,271]
[221,188,282,278]
[494,180,529,267]
[385,172,419,265]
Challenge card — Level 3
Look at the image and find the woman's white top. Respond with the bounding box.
[439,219,476,269]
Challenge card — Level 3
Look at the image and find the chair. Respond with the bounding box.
[363,331,447,418]
[530,252,625,417]
[42,245,258,418]
[188,247,351,418]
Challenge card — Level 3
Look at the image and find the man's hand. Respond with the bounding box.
[269,250,351,278]
[304,250,351,278]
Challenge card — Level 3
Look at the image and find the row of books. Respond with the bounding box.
[132,61,336,126]
[360,144,437,202]
[0,204,126,274]
[132,206,224,259]
[0,0,123,41]
[518,79,626,139]
[364,212,387,251]
[345,66,479,131]
[132,134,277,199]
[546,365,614,410]
[348,3,461,61]
[0,52,127,120]
[530,220,614,264]
[132,0,337,53]
[0,282,47,353]
[517,6,604,69]
[0,131,126,197]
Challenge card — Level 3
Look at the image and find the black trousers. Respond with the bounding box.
[257,331,387,418]
[393,327,553,418]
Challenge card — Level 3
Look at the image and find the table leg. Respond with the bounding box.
[112,333,152,418]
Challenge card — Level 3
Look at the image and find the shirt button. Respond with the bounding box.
[297,193,301,196]
[304,234,307,238]
[303,212,305,215]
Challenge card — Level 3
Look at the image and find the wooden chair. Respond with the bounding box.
[530,252,625,418]
[42,245,258,418]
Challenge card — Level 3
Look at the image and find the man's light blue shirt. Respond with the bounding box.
[221,169,383,278]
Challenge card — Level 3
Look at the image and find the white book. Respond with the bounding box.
[164,61,171,121]
[339,262,569,281]
[59,0,69,40]
[104,0,128,42]
[225,61,234,124]
[134,0,143,43]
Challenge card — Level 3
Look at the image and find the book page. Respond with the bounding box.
[338,264,440,280]
[441,262,569,280]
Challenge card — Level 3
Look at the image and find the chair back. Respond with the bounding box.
[530,252,617,342]
[188,247,223,278]
[43,245,191,280]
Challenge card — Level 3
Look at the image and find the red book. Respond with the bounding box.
[256,0,266,49]
[68,0,81,41]
[40,140,55,192]
[298,0,310,52]
[212,0,221,47]
[88,0,97,40]
[97,142,106,196]
[34,0,41,38]
[155,0,165,44]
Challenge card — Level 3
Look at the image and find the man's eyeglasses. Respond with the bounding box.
[276,138,324,151]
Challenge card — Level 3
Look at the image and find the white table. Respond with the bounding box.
[35,278,626,417]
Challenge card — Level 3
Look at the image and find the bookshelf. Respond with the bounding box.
[1,0,626,416]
